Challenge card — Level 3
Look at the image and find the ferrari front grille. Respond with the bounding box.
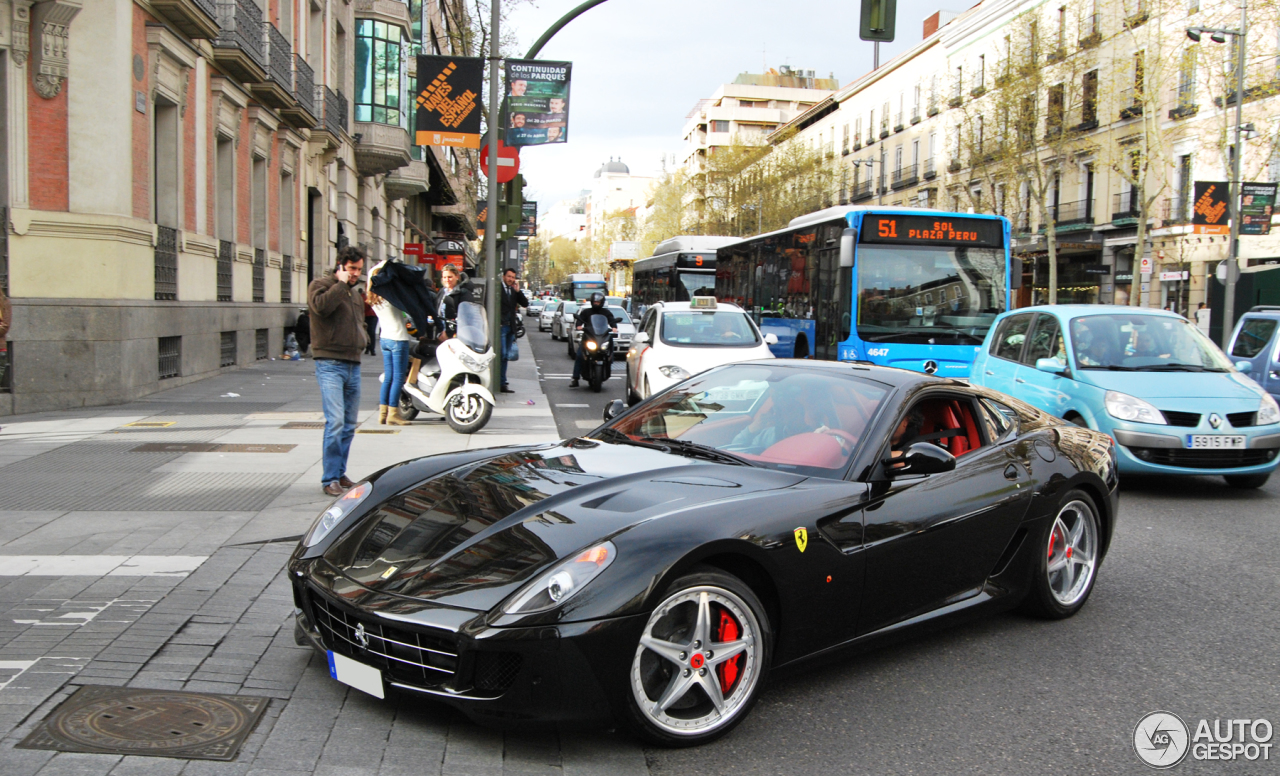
[308,590,459,688]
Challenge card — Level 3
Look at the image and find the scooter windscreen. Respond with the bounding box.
[586,313,611,336]
[455,302,489,353]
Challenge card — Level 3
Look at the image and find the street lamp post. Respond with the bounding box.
[1189,0,1247,349]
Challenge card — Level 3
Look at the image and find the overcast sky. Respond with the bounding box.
[504,0,957,214]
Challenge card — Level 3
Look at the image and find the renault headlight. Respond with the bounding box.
[303,482,372,547]
[1104,391,1166,424]
[659,365,691,380]
[1259,393,1280,425]
[501,542,616,615]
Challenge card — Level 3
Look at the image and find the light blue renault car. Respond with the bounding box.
[971,305,1280,488]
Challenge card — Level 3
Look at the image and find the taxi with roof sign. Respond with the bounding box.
[625,298,777,404]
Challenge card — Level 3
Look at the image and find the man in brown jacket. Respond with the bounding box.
[309,246,368,496]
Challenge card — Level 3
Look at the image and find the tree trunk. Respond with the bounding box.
[1130,202,1148,307]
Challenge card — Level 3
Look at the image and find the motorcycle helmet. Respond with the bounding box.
[590,292,605,308]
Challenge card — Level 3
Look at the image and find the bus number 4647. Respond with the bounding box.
[866,348,889,357]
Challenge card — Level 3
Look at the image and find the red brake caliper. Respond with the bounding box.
[716,609,740,694]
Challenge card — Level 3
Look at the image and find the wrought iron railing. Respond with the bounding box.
[317,85,347,136]
[1163,196,1190,224]
[1113,190,1141,220]
[253,249,265,303]
[220,331,237,367]
[923,157,936,177]
[294,55,315,115]
[255,328,269,360]
[281,255,293,302]
[1047,198,1092,227]
[851,180,874,202]
[155,225,178,301]
[158,336,182,380]
[264,22,292,91]
[193,0,218,18]
[217,240,233,301]
[213,0,266,69]
[891,163,920,189]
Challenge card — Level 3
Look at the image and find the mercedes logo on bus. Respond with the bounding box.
[923,360,939,375]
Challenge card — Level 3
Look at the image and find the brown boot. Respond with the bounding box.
[378,405,389,424]
[386,406,411,426]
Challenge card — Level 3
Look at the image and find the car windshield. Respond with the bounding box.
[562,302,579,315]
[598,365,888,477]
[1070,314,1233,371]
[660,311,761,347]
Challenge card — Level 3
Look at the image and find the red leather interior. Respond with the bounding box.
[758,433,847,469]
[917,399,981,457]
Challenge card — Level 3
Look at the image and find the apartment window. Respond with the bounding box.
[1030,20,1039,64]
[951,125,961,156]
[408,0,423,53]
[995,183,1007,215]
[976,116,984,154]
[854,117,862,145]
[158,336,181,380]
[913,84,921,116]
[1082,70,1098,124]
[355,20,404,124]
[220,331,237,367]
[868,109,875,141]
[309,1,323,69]
[1177,47,1197,104]
[280,170,295,258]
[1057,6,1066,48]
[953,66,963,97]
[895,146,903,173]
[976,55,985,87]
[970,184,982,209]
[842,123,849,153]
[928,131,936,163]
[256,329,269,360]
[252,156,267,250]
[712,120,729,133]
[154,100,180,229]
[216,136,235,242]
[912,139,920,165]
[1047,83,1065,134]
[1188,0,1198,11]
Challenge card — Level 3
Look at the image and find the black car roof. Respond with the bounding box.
[731,359,962,390]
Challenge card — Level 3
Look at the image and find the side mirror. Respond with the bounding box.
[603,399,625,421]
[1035,357,1068,375]
[634,332,650,344]
[839,228,857,268]
[1236,361,1253,374]
[888,442,956,477]
[764,333,779,345]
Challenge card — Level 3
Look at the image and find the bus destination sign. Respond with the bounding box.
[860,215,1003,248]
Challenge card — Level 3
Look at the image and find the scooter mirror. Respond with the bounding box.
[603,399,626,421]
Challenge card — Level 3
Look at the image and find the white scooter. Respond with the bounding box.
[394,301,496,433]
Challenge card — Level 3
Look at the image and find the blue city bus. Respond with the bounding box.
[715,206,1015,378]
[558,273,609,301]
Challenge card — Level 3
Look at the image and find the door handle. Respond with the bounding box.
[1004,463,1020,480]
[985,370,995,375]
[1015,378,1026,383]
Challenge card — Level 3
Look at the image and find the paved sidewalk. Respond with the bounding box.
[0,337,649,776]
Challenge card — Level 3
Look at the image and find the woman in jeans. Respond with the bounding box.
[368,263,413,425]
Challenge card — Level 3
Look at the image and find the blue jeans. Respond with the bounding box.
[315,359,361,485]
[379,339,410,407]
[500,325,516,386]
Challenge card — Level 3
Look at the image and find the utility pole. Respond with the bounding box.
[1223,0,1247,350]
[482,0,501,390]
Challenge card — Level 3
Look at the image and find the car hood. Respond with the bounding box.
[658,343,774,375]
[1073,368,1263,400]
[320,441,803,611]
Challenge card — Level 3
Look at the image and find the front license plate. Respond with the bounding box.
[1186,435,1246,450]
[327,651,384,699]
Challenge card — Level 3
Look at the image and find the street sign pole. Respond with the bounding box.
[1223,0,1248,350]
[483,0,501,391]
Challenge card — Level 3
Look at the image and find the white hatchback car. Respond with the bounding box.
[551,301,580,341]
[625,300,777,404]
[538,299,562,332]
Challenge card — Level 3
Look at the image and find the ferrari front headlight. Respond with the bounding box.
[1104,391,1166,424]
[1258,393,1280,425]
[304,482,372,547]
[501,542,616,615]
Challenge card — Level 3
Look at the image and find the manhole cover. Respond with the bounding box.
[356,429,399,434]
[129,443,296,453]
[122,421,176,428]
[17,686,268,761]
[280,421,325,429]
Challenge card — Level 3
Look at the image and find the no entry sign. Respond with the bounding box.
[481,141,519,183]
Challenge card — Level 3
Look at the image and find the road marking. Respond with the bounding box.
[574,420,600,429]
[556,404,590,408]
[0,555,208,577]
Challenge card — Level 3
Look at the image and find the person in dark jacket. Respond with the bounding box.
[435,264,474,339]
[308,246,368,496]
[362,289,378,355]
[570,292,620,388]
[294,309,311,355]
[498,268,529,392]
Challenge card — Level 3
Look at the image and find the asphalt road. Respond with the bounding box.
[530,314,1280,774]
[527,310,628,438]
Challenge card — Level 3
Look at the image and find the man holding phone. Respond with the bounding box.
[308,246,368,496]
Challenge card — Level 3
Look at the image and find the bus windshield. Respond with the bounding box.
[679,271,716,299]
[570,283,606,300]
[856,244,1005,345]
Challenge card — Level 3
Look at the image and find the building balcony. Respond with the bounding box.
[152,0,220,38]
[354,0,412,33]
[281,55,318,129]
[1044,199,1093,230]
[312,86,348,148]
[923,158,936,179]
[911,111,921,125]
[1113,191,1141,224]
[1079,15,1102,48]
[1169,87,1198,119]
[948,159,961,173]
[1163,197,1190,225]
[212,0,267,84]
[385,159,429,200]
[948,94,963,108]
[250,22,295,109]
[1119,88,1143,119]
[353,120,411,176]
[851,180,874,203]
[891,163,920,190]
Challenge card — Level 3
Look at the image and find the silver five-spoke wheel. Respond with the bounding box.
[1046,499,1097,607]
[630,585,762,738]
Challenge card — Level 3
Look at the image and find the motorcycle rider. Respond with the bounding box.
[569,292,620,388]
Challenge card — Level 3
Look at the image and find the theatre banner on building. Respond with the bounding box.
[1192,181,1230,235]
[505,60,572,146]
[415,55,484,148]
[1240,182,1277,236]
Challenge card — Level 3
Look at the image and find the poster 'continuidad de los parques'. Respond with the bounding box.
[505,60,571,146]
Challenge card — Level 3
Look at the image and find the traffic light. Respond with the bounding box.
[860,0,896,42]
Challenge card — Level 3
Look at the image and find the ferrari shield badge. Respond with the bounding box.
[794,527,808,553]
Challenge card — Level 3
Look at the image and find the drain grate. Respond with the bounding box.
[122,421,176,428]
[129,443,296,453]
[17,685,268,761]
[280,421,325,429]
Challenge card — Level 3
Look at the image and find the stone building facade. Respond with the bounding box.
[0,0,473,415]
